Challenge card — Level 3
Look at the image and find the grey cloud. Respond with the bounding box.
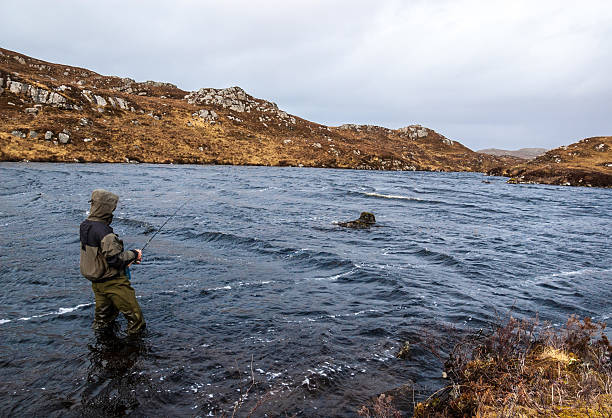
[1,0,611,150]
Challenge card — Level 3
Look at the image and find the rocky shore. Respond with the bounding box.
[359,316,612,417]
[487,137,612,188]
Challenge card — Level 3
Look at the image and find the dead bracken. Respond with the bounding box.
[358,315,612,417]
[420,316,612,416]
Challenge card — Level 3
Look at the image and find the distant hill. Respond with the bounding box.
[0,47,519,172]
[487,137,612,187]
[478,148,547,159]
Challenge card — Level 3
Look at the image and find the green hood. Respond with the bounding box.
[88,189,118,224]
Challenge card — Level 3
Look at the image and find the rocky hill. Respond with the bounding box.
[488,137,612,187]
[0,47,521,172]
[478,147,547,160]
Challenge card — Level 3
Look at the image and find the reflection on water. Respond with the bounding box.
[77,333,146,416]
[1,162,611,416]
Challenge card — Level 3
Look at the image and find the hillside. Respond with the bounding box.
[0,47,519,172]
[478,147,547,160]
[488,137,612,187]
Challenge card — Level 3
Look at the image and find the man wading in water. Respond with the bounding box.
[80,189,145,337]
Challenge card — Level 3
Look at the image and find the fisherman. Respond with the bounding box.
[79,189,145,337]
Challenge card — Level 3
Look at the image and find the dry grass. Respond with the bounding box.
[0,46,520,173]
[414,315,612,417]
[358,394,402,418]
[499,136,612,187]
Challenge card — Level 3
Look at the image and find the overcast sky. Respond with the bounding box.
[2,0,611,150]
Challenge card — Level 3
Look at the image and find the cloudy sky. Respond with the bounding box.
[2,1,611,150]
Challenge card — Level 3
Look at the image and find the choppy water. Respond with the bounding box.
[1,162,611,416]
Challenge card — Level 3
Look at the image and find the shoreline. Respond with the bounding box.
[3,159,611,188]
[359,315,612,417]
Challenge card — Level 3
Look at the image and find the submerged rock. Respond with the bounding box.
[338,212,376,228]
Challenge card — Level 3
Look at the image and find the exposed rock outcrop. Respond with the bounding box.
[2,76,75,109]
[185,86,297,125]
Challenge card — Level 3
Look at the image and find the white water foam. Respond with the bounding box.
[285,308,383,324]
[522,267,612,287]
[0,303,92,325]
[205,285,233,291]
[305,269,356,281]
[202,280,274,292]
[364,192,421,201]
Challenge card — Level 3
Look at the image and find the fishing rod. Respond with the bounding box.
[140,199,189,252]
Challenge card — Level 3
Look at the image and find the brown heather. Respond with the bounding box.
[0,47,520,173]
[488,137,612,187]
[359,316,612,417]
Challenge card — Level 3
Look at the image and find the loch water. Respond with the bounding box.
[1,162,611,416]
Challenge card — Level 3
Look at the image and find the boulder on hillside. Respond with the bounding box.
[58,131,70,144]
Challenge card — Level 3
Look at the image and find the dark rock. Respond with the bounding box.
[338,212,376,228]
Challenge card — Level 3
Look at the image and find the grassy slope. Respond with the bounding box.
[488,137,612,187]
[0,47,518,172]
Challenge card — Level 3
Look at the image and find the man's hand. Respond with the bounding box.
[134,249,142,264]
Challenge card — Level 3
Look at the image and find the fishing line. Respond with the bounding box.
[140,199,189,252]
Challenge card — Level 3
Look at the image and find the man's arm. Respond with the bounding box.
[100,233,138,270]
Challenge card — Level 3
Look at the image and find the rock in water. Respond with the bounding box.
[338,212,376,228]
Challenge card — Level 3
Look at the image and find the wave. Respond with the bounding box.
[359,190,469,208]
[177,229,355,271]
[358,191,506,214]
[0,303,92,325]
[284,308,384,324]
[363,192,422,201]
[524,267,612,286]
[201,280,274,293]
[113,216,157,233]
[177,229,273,251]
[304,269,357,282]
[412,247,461,267]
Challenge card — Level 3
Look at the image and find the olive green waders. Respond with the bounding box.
[91,272,145,335]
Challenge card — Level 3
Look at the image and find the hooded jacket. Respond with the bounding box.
[80,189,137,281]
